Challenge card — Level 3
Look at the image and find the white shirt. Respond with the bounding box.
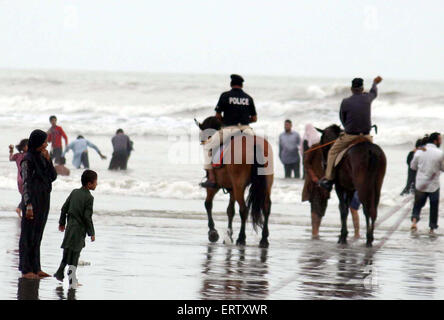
[410,143,444,192]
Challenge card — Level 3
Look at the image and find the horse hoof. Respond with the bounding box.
[208,230,219,243]
[259,240,269,248]
[337,238,347,245]
[366,242,373,248]
[236,239,246,246]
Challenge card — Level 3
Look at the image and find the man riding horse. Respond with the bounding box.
[200,74,257,188]
[319,76,383,191]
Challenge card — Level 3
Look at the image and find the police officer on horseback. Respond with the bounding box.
[200,74,257,188]
[319,76,383,191]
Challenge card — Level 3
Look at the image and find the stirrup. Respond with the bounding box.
[199,180,218,189]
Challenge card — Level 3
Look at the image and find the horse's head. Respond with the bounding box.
[194,116,222,144]
[316,124,343,160]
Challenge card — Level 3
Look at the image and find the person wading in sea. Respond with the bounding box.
[200,74,257,188]
[319,76,383,191]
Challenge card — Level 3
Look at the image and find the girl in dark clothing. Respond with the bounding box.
[19,129,57,279]
[400,139,423,196]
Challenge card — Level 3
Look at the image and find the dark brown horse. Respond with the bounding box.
[318,125,386,247]
[196,116,274,248]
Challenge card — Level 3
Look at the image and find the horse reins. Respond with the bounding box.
[304,140,336,154]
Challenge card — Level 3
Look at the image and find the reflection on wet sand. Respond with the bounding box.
[55,286,77,300]
[200,245,269,299]
[404,247,437,298]
[298,245,374,299]
[17,278,40,300]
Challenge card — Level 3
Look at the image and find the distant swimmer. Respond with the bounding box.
[200,74,257,188]
[108,129,133,171]
[319,76,383,191]
[63,136,106,169]
[47,115,68,164]
[55,156,70,176]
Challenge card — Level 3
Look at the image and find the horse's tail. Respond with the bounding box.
[365,144,385,217]
[247,144,266,232]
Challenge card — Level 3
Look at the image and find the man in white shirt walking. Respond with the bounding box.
[410,132,444,234]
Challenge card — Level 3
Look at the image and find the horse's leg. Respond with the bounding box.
[205,188,220,242]
[363,202,376,247]
[259,195,271,248]
[233,186,248,246]
[336,186,351,244]
[225,191,235,244]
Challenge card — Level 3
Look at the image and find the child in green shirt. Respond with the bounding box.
[54,170,97,289]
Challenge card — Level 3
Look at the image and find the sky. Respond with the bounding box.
[0,0,443,80]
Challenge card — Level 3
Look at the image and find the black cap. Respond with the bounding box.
[230,74,244,86]
[351,78,363,88]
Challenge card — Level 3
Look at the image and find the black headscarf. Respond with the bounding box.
[28,129,47,153]
[22,129,56,191]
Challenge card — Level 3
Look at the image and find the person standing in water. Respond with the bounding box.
[320,76,383,191]
[54,170,97,289]
[200,74,257,188]
[302,141,330,238]
[63,135,106,169]
[9,139,28,216]
[47,115,68,164]
[108,129,133,170]
[19,129,57,279]
[400,139,423,195]
[349,191,361,239]
[279,119,301,178]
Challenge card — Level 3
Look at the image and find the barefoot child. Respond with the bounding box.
[9,139,28,216]
[54,170,97,289]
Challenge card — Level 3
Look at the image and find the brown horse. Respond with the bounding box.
[318,125,386,247]
[197,116,274,248]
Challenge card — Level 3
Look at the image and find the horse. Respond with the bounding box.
[196,116,274,248]
[317,124,386,247]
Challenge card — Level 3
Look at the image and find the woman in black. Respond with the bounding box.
[400,139,423,196]
[19,129,57,279]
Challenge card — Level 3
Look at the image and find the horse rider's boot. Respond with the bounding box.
[200,169,218,189]
[319,178,333,192]
[67,265,79,289]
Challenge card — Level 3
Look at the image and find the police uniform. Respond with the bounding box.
[203,80,257,170]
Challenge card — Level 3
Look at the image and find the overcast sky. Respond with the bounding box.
[1,0,443,80]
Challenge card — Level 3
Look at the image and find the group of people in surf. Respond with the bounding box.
[198,73,442,247]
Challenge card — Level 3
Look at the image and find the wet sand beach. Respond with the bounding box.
[1,188,444,300]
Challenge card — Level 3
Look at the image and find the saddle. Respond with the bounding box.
[211,130,255,169]
[334,136,373,167]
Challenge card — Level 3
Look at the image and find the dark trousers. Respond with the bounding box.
[284,160,300,178]
[54,248,81,280]
[108,150,129,170]
[80,152,90,169]
[50,148,62,164]
[411,189,439,229]
[19,193,50,274]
